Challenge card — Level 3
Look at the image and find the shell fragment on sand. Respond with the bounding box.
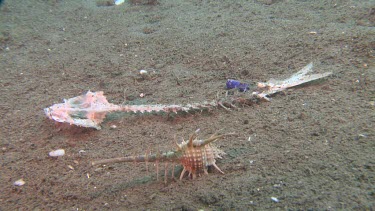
[114,0,125,5]
[49,149,65,157]
[271,197,279,203]
[14,179,25,186]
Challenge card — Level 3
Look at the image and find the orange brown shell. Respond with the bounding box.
[177,132,225,179]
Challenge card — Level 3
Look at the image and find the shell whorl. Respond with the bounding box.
[176,132,226,179]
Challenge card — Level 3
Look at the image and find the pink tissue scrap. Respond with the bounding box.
[44,91,120,130]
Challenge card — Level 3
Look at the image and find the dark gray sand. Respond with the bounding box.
[1,0,374,210]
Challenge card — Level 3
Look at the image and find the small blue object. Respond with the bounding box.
[226,79,241,89]
[226,79,249,92]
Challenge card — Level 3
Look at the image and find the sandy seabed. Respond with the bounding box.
[0,0,374,210]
